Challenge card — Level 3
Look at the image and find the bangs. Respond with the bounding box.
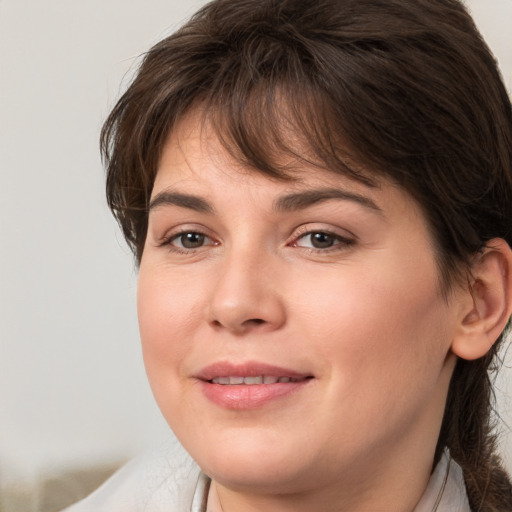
[197,79,378,187]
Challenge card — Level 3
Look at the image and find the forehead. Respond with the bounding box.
[154,109,380,196]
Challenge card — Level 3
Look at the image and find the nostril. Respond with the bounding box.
[210,318,264,327]
[247,318,265,325]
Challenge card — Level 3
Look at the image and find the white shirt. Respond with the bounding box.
[63,442,470,512]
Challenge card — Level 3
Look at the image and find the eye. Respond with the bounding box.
[166,231,215,250]
[301,232,336,249]
[293,231,354,250]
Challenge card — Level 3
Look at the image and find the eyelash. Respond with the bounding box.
[160,227,355,255]
[159,229,217,254]
[290,228,355,253]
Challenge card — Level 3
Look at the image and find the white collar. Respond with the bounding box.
[412,451,470,512]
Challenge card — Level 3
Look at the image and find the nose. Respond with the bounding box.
[206,251,286,335]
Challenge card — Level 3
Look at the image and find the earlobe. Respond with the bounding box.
[451,238,512,361]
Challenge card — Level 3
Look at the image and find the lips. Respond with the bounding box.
[196,361,313,409]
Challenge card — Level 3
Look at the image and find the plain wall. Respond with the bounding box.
[1,0,511,491]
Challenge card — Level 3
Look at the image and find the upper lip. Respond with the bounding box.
[195,361,313,381]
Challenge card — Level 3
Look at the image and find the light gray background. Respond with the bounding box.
[1,0,511,492]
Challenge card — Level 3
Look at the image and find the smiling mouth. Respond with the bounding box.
[198,363,313,409]
[210,376,308,385]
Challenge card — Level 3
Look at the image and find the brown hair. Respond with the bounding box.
[101,0,512,509]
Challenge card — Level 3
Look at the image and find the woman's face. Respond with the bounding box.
[138,114,462,498]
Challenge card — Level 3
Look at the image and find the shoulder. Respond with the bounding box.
[62,441,203,512]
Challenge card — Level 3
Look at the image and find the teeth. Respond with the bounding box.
[213,377,230,385]
[211,375,299,385]
[244,376,263,385]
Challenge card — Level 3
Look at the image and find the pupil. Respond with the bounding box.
[181,233,204,248]
[311,233,334,248]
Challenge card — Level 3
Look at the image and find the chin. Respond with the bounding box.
[183,431,324,494]
[206,459,314,495]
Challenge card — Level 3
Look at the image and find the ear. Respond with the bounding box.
[451,238,512,361]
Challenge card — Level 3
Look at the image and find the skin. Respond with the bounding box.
[137,113,471,512]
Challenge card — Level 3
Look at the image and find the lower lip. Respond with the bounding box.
[200,380,310,410]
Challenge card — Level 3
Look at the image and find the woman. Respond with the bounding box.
[66,0,512,510]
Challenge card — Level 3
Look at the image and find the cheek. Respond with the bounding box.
[288,266,452,455]
[292,253,451,394]
[137,268,203,395]
[138,262,207,338]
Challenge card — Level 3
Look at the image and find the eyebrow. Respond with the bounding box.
[149,191,214,214]
[274,188,382,213]
[148,187,382,216]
